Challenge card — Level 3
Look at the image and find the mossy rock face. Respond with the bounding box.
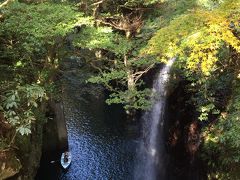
[0,150,22,180]
[15,116,45,179]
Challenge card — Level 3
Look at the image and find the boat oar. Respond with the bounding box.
[50,160,60,164]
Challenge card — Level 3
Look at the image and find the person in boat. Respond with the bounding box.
[64,151,69,163]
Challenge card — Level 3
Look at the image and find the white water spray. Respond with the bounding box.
[134,58,175,180]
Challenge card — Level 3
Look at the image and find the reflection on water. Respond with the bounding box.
[61,82,136,180]
[36,70,137,180]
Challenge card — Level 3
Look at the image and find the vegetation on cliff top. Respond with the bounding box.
[0,0,240,179]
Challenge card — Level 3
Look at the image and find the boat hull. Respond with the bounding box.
[61,152,72,169]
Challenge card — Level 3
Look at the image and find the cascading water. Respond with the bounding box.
[134,58,176,180]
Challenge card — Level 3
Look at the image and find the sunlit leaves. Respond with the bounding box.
[142,0,240,125]
[88,70,127,84]
[0,2,85,137]
[17,126,31,136]
[0,2,82,60]
[124,0,161,6]
[73,26,132,55]
[198,103,219,121]
[3,90,19,110]
[197,0,224,9]
[145,3,240,76]
[106,88,152,110]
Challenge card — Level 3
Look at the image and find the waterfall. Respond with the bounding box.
[134,58,176,180]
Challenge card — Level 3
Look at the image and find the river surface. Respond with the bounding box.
[61,81,137,180]
[36,66,138,179]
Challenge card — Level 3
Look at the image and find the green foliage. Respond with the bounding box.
[0,1,240,178]
[0,2,83,138]
[0,2,81,58]
[197,0,224,9]
[73,26,132,55]
[135,1,240,177]
[124,0,161,6]
[72,1,156,111]
[1,84,47,135]
[146,7,240,74]
[202,80,240,179]
[88,70,127,86]
[106,88,152,110]
[144,0,240,120]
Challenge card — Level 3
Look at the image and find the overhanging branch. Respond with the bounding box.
[133,63,154,83]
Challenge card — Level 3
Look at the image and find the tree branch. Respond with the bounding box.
[134,63,154,83]
[96,19,127,31]
[90,62,103,73]
[0,0,14,8]
[90,0,104,7]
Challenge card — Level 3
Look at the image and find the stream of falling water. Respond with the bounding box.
[134,58,175,180]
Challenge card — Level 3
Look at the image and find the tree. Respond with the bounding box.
[0,1,83,142]
[144,0,240,178]
[144,0,240,120]
[73,0,162,114]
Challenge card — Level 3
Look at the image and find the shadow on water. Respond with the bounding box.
[35,55,206,180]
[36,69,138,180]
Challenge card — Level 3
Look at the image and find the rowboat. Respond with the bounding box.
[60,151,72,169]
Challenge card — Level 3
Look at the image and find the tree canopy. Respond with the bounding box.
[0,0,240,179]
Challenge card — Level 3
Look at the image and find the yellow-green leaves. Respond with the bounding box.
[145,2,240,76]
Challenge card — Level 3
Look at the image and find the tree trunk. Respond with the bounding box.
[124,54,136,118]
